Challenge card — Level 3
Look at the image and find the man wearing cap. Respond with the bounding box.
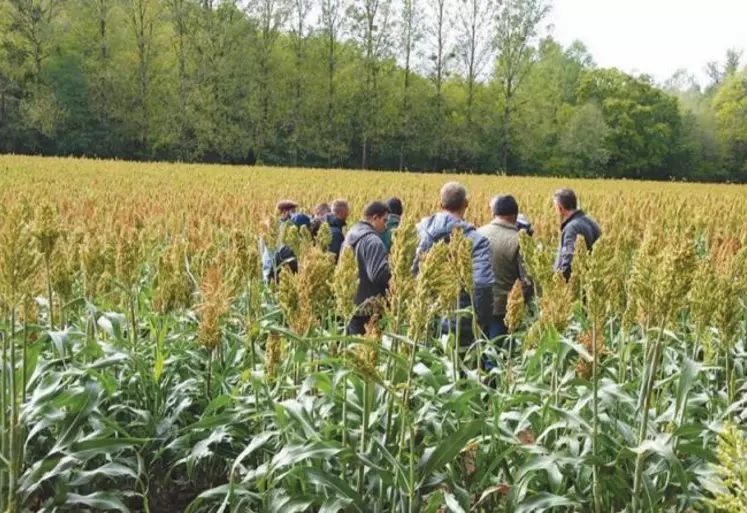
[478,194,533,341]
[261,200,311,282]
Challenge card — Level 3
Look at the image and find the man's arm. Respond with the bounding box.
[517,251,534,303]
[555,225,580,280]
[472,236,496,329]
[412,230,432,276]
[329,228,344,259]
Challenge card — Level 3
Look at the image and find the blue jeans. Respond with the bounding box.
[488,317,508,341]
[483,317,510,373]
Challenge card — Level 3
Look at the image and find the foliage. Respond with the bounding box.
[0,155,746,512]
[0,0,745,179]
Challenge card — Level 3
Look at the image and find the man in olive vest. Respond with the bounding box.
[478,194,533,341]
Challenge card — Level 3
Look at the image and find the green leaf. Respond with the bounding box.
[303,468,367,513]
[66,492,130,512]
[271,442,342,471]
[515,492,577,513]
[70,462,138,486]
[444,492,466,513]
[417,419,483,488]
[154,326,166,382]
[674,357,701,421]
[372,437,410,493]
[280,399,320,439]
[231,431,276,475]
[270,493,315,513]
[319,498,353,513]
[517,455,563,489]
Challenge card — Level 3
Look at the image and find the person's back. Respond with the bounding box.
[479,220,520,318]
[343,201,392,334]
[478,195,532,340]
[381,197,403,252]
[414,183,495,342]
[552,189,601,279]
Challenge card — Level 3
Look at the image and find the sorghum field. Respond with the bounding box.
[0,155,746,513]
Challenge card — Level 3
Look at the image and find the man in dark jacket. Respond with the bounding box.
[553,188,601,279]
[343,201,392,335]
[380,197,403,252]
[261,202,311,282]
[327,199,349,260]
[414,182,495,345]
[310,202,331,238]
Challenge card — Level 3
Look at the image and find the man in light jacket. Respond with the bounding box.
[413,182,495,345]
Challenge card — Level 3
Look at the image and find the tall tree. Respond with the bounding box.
[1,0,65,140]
[289,0,311,165]
[494,0,549,173]
[124,0,162,154]
[397,0,421,170]
[246,0,290,162]
[713,71,747,178]
[456,0,495,124]
[348,0,393,168]
[165,0,191,158]
[319,0,345,165]
[425,0,454,169]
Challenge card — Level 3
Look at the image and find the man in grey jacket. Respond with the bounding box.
[414,182,495,346]
[343,201,392,335]
[553,188,601,279]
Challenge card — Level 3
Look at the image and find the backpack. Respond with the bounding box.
[430,224,475,245]
[267,245,298,283]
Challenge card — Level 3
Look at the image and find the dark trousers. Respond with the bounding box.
[347,316,370,336]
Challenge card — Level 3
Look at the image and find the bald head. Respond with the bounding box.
[440,182,469,216]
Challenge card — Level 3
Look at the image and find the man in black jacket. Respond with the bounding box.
[327,199,349,260]
[343,201,392,335]
[553,188,601,279]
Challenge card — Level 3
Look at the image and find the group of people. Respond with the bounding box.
[262,182,601,354]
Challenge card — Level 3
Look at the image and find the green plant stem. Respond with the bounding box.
[632,326,665,512]
[342,326,349,451]
[22,315,27,405]
[396,336,420,509]
[357,379,370,496]
[129,291,137,348]
[44,254,54,330]
[206,348,213,400]
[725,346,732,403]
[453,306,460,383]
[379,323,402,512]
[408,422,415,513]
[592,323,601,513]
[8,307,18,513]
[1,315,7,513]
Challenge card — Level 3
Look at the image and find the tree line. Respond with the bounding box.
[0,0,745,181]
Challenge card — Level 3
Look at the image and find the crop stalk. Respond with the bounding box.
[206,347,213,400]
[632,324,666,512]
[1,314,7,513]
[8,306,18,513]
[129,290,137,348]
[592,323,601,513]
[44,254,54,330]
[357,379,370,495]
